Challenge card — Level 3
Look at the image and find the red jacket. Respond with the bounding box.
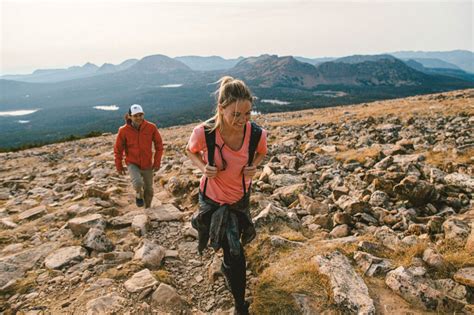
[114,120,163,172]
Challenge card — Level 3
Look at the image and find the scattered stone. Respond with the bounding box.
[67,214,106,236]
[18,205,47,221]
[124,269,158,293]
[453,268,474,287]
[314,251,375,314]
[44,246,87,269]
[385,266,465,312]
[83,228,114,252]
[133,240,166,269]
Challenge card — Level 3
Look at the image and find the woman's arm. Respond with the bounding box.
[186,144,218,178]
[243,152,267,177]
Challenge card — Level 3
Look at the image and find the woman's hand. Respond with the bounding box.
[243,165,257,178]
[204,164,218,178]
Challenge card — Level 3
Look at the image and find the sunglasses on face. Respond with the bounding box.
[132,113,144,118]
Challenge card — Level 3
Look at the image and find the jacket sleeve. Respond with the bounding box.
[114,128,125,172]
[152,126,164,169]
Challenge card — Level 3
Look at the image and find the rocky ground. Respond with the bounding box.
[0,89,473,314]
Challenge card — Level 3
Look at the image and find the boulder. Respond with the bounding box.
[124,269,158,293]
[385,266,465,312]
[44,246,87,270]
[314,251,375,314]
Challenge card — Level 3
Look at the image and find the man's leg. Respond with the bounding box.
[127,164,144,207]
[141,168,154,208]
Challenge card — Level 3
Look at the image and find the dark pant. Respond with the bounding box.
[221,236,247,309]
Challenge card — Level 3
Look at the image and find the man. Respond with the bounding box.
[114,104,163,208]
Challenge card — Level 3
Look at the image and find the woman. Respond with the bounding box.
[186,76,267,314]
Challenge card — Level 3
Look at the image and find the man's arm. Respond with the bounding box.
[152,127,164,171]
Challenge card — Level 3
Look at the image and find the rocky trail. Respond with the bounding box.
[0,89,473,314]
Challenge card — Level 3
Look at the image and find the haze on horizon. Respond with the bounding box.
[1,0,472,75]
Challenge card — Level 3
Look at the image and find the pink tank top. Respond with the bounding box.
[187,122,268,205]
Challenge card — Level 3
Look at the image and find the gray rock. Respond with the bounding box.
[18,205,47,221]
[273,183,306,205]
[151,283,188,310]
[335,195,368,215]
[86,292,126,315]
[369,190,389,207]
[329,224,350,238]
[67,214,106,236]
[269,235,304,248]
[454,267,474,287]
[131,214,150,236]
[269,173,304,187]
[374,226,400,250]
[422,248,446,270]
[393,176,437,206]
[124,269,158,293]
[44,246,87,269]
[444,173,474,191]
[385,266,465,312]
[314,251,375,314]
[353,251,394,276]
[83,228,114,252]
[145,204,184,221]
[133,240,166,269]
[443,218,470,243]
[433,279,467,301]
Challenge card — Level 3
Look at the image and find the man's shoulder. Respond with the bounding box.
[143,120,158,130]
[118,124,130,133]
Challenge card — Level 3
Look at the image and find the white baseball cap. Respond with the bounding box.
[130,104,144,115]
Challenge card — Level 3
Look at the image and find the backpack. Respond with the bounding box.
[202,122,263,196]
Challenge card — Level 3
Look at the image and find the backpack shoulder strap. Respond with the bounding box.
[247,122,263,166]
[204,126,216,167]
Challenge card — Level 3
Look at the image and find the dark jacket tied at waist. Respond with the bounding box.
[192,192,256,256]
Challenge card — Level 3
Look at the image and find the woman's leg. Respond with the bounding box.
[221,237,248,313]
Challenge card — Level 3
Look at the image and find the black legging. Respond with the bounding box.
[221,237,247,308]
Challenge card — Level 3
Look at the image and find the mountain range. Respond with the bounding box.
[0,50,473,149]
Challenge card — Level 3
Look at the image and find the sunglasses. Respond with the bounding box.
[132,113,144,118]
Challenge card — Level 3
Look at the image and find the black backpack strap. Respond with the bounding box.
[247,122,263,166]
[243,122,263,195]
[203,126,216,197]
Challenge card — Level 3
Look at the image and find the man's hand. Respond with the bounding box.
[204,164,218,179]
[243,165,257,178]
[117,169,126,175]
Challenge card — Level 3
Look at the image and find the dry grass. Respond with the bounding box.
[266,89,474,128]
[251,250,332,315]
[437,239,474,269]
[153,269,174,285]
[422,148,474,168]
[99,260,143,280]
[334,145,382,164]
[248,230,371,314]
[390,241,429,267]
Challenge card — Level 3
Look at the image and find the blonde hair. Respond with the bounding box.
[204,76,253,132]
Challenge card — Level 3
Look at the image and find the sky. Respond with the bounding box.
[1,0,472,74]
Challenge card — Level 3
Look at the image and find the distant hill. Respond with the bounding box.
[175,56,244,71]
[1,59,138,83]
[390,50,474,73]
[230,54,444,88]
[405,58,461,70]
[1,53,473,149]
[404,59,474,81]
[1,62,100,83]
[128,55,191,73]
[230,55,320,88]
